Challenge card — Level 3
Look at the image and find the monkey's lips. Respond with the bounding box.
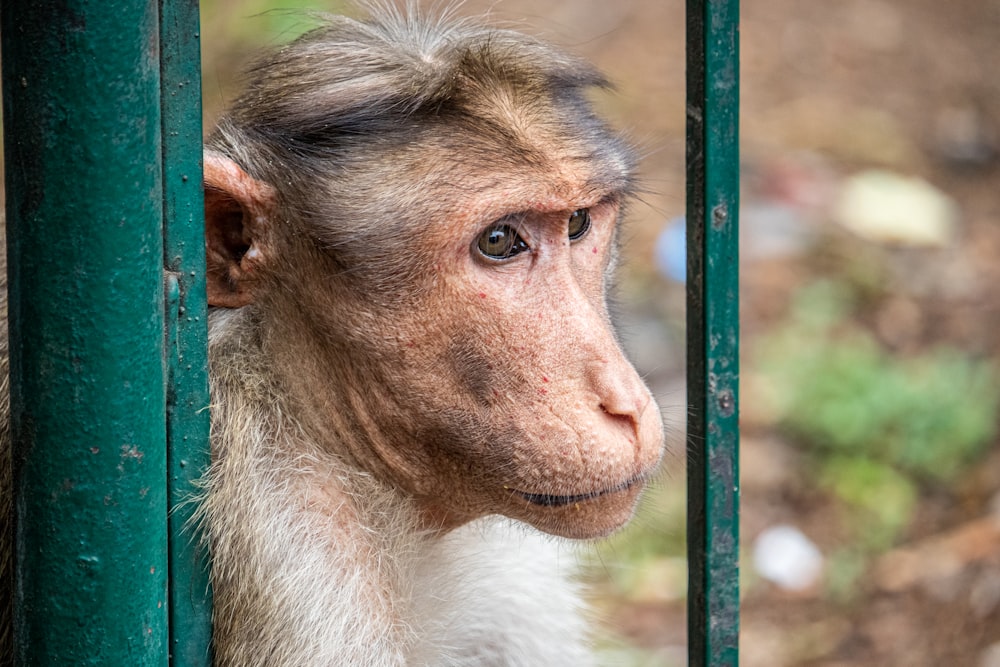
[512,475,644,508]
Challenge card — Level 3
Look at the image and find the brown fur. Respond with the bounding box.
[2,5,663,664]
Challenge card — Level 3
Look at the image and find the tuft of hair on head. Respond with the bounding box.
[208,2,615,181]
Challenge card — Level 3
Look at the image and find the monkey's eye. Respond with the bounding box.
[477,223,529,260]
[567,208,591,241]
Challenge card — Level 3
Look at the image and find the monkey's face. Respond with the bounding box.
[314,150,665,540]
[205,125,664,541]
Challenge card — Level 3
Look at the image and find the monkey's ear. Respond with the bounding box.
[203,152,276,308]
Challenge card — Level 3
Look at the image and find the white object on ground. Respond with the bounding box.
[832,169,958,247]
[752,524,824,591]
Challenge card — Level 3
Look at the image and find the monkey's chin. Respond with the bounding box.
[506,478,647,540]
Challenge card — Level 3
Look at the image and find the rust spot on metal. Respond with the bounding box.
[712,204,728,229]
[716,388,735,417]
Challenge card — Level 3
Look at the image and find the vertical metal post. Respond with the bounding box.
[1,1,169,664]
[686,0,741,665]
[160,1,213,664]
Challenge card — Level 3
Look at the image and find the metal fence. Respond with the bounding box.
[1,1,739,664]
[2,1,211,663]
[686,0,741,664]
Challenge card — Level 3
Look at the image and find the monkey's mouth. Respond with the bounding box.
[513,475,644,507]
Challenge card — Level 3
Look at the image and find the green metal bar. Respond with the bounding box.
[1,1,168,664]
[685,0,741,665]
[159,1,213,664]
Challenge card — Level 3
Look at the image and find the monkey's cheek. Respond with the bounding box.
[506,481,647,540]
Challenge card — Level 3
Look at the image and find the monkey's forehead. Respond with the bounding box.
[334,127,635,228]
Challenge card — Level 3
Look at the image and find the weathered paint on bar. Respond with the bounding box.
[1,1,168,663]
[160,0,214,664]
[686,0,741,664]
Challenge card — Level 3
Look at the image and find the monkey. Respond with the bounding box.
[1,4,664,665]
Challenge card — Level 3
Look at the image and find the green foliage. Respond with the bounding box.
[819,456,917,550]
[822,547,870,604]
[760,281,999,485]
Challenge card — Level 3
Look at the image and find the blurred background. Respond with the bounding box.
[9,0,1000,664]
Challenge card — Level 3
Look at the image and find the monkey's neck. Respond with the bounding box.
[247,310,477,535]
[207,307,463,536]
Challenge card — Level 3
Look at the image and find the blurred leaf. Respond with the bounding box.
[819,456,917,549]
[824,547,869,603]
[758,280,999,485]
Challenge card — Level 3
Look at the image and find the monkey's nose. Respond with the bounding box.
[587,354,651,416]
[588,356,664,467]
[600,392,658,439]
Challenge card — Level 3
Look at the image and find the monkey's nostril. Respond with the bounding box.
[599,403,639,436]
